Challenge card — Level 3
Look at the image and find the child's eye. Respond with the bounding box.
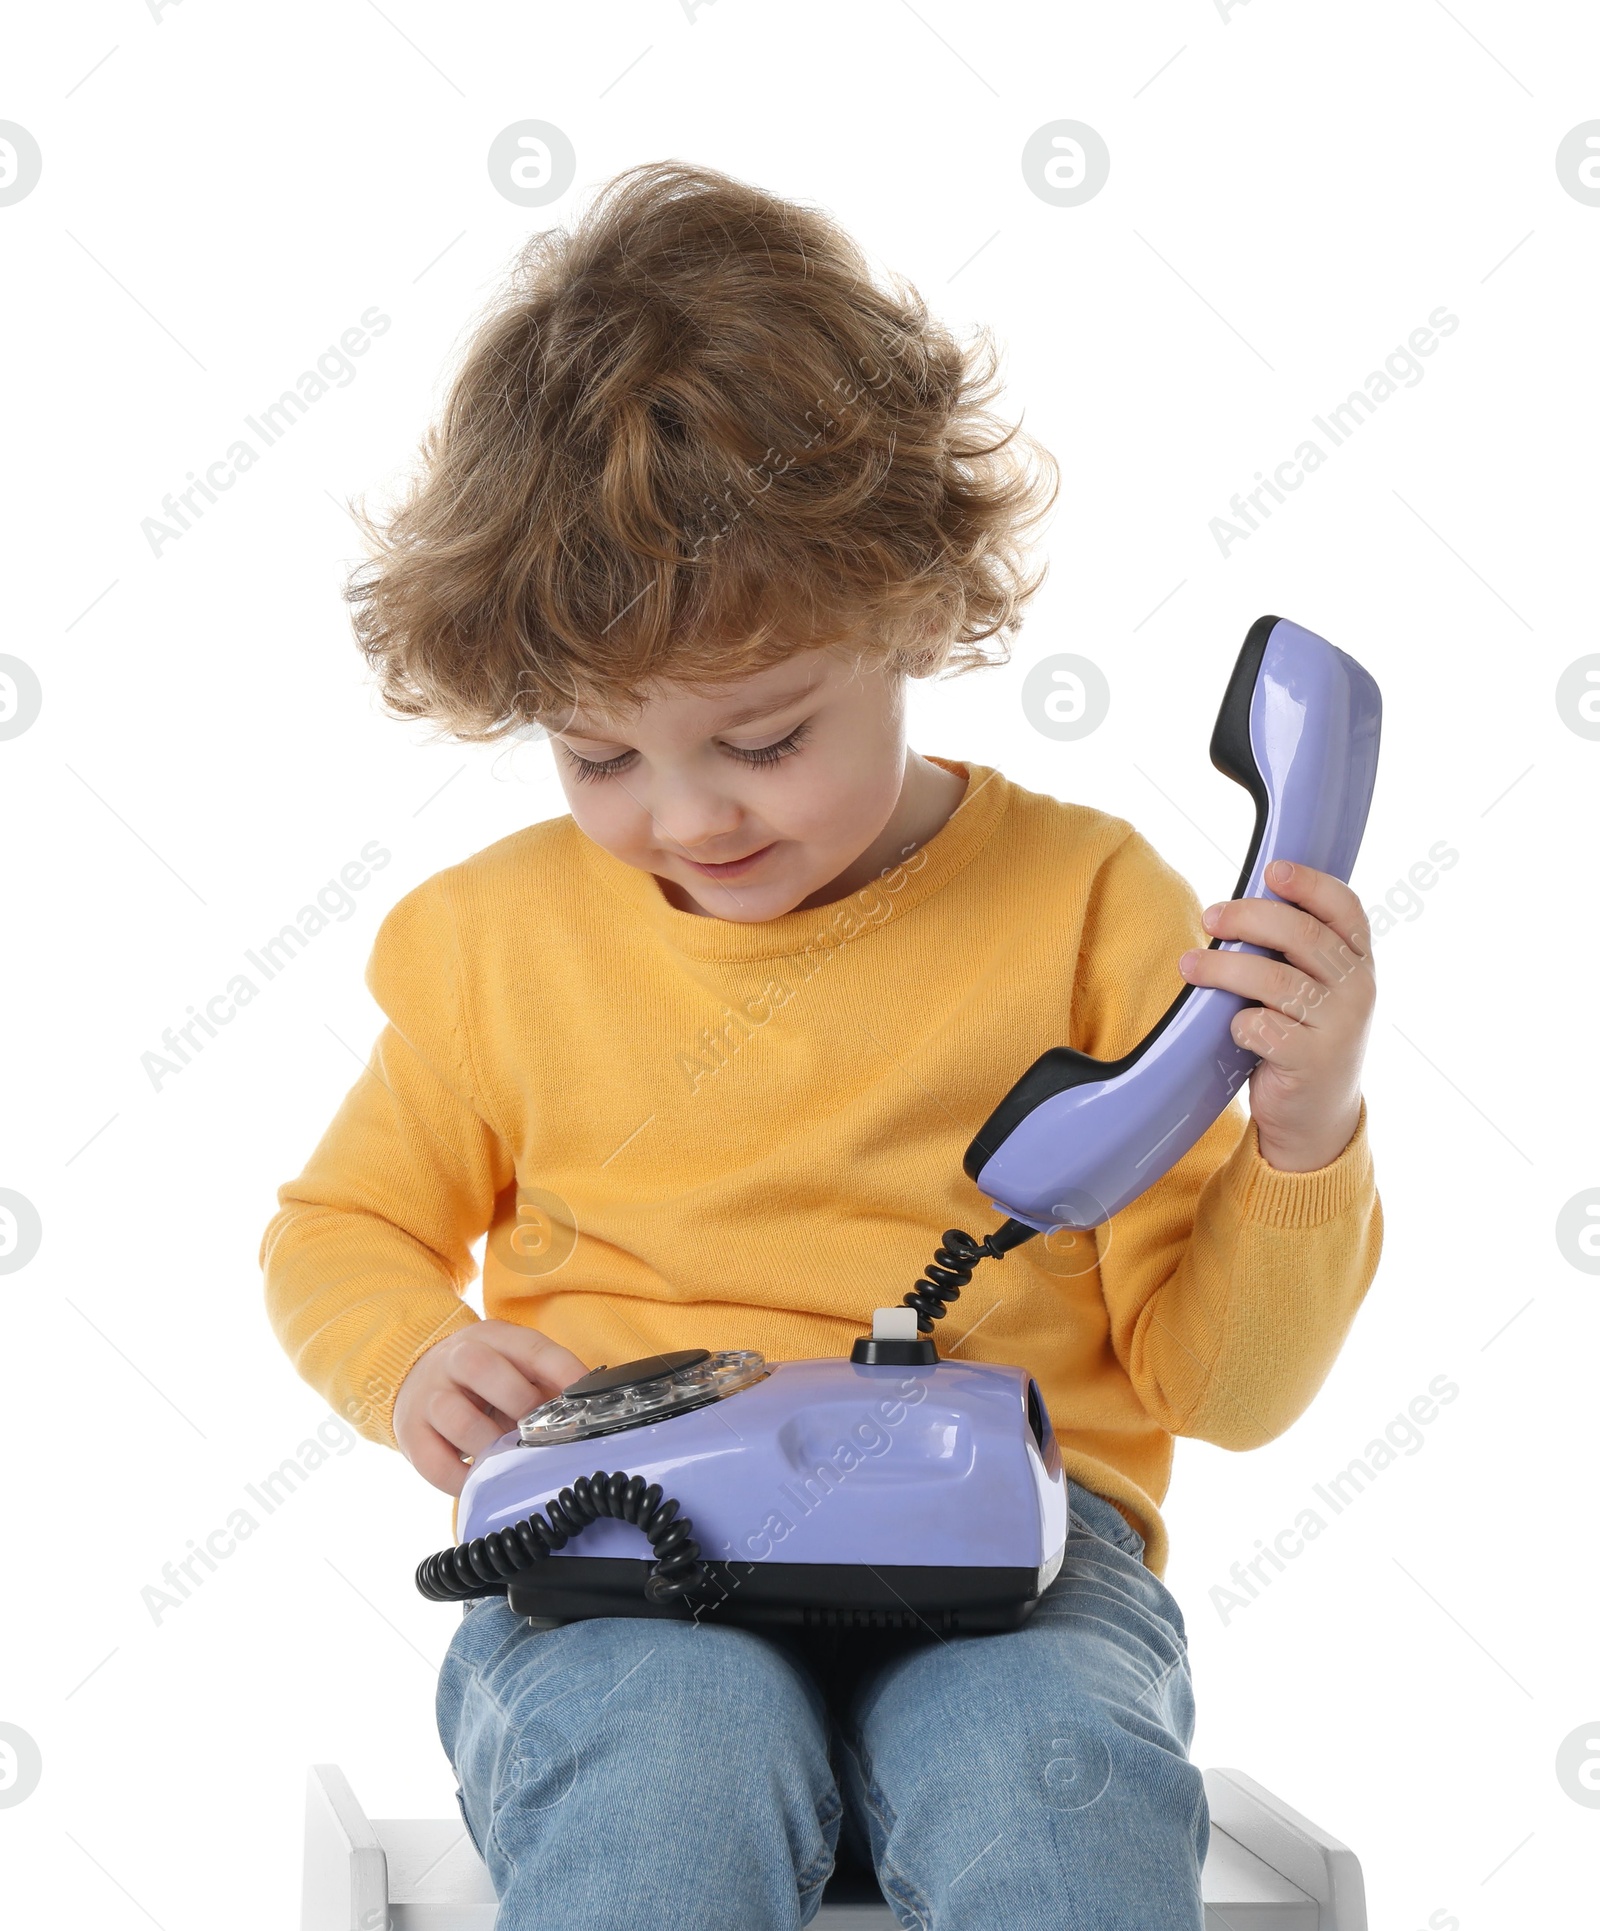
[560,721,810,783]
[563,747,636,784]
[726,721,810,767]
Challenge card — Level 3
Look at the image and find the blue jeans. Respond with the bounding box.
[435,1479,1206,1929]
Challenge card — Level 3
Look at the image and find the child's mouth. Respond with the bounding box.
[680,842,777,880]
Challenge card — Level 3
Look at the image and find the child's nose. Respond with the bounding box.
[648,780,746,855]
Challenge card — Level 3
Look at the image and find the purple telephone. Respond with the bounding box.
[416,615,1381,1631]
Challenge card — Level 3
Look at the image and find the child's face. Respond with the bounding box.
[547,645,911,920]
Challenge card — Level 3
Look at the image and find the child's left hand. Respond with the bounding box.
[1177,858,1374,1173]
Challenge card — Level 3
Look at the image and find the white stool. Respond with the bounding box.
[302,1760,1366,1928]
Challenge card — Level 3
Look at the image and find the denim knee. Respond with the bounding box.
[437,1600,843,1928]
[837,1543,1208,1931]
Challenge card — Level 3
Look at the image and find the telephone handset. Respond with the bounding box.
[886,615,1382,1340]
[966,613,1382,1238]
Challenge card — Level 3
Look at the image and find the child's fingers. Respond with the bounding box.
[428,1385,521,1468]
[395,1324,592,1495]
[1201,863,1372,982]
[478,1320,589,1399]
[403,1417,479,1497]
[1262,859,1373,958]
[1196,902,1360,994]
[452,1339,561,1431]
[1178,946,1337,1032]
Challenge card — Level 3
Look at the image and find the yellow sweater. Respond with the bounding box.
[259,758,1381,1578]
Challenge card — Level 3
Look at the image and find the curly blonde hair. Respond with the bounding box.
[345,159,1059,741]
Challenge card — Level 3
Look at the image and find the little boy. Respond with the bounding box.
[261,160,1380,1930]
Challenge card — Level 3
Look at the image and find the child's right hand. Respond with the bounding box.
[393,1319,589,1496]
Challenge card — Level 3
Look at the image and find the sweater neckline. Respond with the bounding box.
[572,757,1009,961]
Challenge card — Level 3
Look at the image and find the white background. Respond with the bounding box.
[2,3,1595,1926]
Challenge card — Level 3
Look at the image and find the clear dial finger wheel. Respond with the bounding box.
[519,1348,767,1445]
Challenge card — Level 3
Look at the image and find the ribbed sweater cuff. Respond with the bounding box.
[1223,1095,1373,1229]
[364,1300,481,1450]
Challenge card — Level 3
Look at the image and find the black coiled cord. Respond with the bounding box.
[415,1469,708,1606]
[903,1216,1038,1334]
